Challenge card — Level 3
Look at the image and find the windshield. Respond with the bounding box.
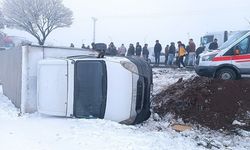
[202,35,214,45]
[219,31,249,50]
[74,60,107,118]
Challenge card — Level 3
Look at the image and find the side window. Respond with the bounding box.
[236,37,250,54]
[224,48,234,56]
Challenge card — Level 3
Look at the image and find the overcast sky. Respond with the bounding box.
[3,0,250,48]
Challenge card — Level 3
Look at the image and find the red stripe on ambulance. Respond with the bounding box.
[235,59,250,63]
[232,54,250,60]
[212,56,231,61]
[212,54,250,62]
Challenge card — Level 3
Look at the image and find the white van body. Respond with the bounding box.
[37,56,152,124]
[195,30,250,80]
[0,45,99,113]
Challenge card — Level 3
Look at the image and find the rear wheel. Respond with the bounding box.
[216,68,237,80]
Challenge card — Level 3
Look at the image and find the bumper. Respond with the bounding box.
[126,56,152,124]
[195,65,217,77]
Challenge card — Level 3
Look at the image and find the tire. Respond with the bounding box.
[216,68,237,80]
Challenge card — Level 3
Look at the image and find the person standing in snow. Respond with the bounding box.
[184,45,190,66]
[81,44,86,49]
[209,38,218,50]
[167,42,176,66]
[154,40,162,66]
[70,43,74,47]
[135,42,142,56]
[127,43,135,56]
[91,42,96,50]
[117,44,127,56]
[142,44,149,60]
[177,41,186,68]
[187,39,196,66]
[164,45,169,66]
[106,42,117,56]
[196,45,205,58]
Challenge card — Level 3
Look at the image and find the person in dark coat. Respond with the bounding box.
[91,42,96,50]
[154,40,162,66]
[81,44,86,49]
[142,44,149,60]
[187,38,196,66]
[184,45,190,65]
[164,45,169,66]
[196,45,205,58]
[135,42,142,56]
[70,43,74,47]
[127,43,135,56]
[167,42,176,65]
[209,39,218,50]
[106,42,117,56]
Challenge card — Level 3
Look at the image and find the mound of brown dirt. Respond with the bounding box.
[153,77,250,130]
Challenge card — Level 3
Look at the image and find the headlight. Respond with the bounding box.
[120,61,139,74]
[130,74,139,120]
[202,54,217,61]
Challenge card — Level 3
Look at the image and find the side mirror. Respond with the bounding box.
[234,49,240,55]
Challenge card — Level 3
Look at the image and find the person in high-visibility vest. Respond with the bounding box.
[177,41,186,68]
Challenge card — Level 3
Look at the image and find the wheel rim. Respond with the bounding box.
[221,72,232,80]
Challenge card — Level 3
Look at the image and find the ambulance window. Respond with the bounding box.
[202,35,214,45]
[236,37,250,54]
[224,48,234,56]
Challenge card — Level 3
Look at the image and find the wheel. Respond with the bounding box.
[216,68,237,80]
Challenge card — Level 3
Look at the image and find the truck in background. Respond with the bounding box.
[0,32,31,50]
[200,31,240,50]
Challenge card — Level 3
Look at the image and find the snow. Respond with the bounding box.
[0,68,249,150]
[232,120,247,126]
[153,68,196,94]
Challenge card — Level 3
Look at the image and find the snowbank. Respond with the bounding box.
[0,96,201,150]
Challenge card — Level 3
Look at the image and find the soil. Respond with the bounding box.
[152,77,250,131]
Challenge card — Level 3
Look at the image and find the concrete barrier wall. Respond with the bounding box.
[0,47,22,108]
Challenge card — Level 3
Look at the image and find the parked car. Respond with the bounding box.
[195,30,250,80]
[37,56,152,124]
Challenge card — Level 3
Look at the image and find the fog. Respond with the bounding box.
[3,0,250,48]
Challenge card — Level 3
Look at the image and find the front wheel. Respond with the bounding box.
[216,68,237,80]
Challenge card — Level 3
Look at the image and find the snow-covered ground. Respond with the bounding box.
[0,68,249,150]
[152,68,196,94]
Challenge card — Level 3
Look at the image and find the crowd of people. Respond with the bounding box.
[72,38,219,69]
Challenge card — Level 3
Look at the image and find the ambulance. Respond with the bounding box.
[195,30,250,80]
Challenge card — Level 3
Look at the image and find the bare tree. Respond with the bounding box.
[2,0,73,45]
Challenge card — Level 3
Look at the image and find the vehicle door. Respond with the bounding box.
[230,36,250,73]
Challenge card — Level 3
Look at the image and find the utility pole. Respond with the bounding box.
[92,17,97,43]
